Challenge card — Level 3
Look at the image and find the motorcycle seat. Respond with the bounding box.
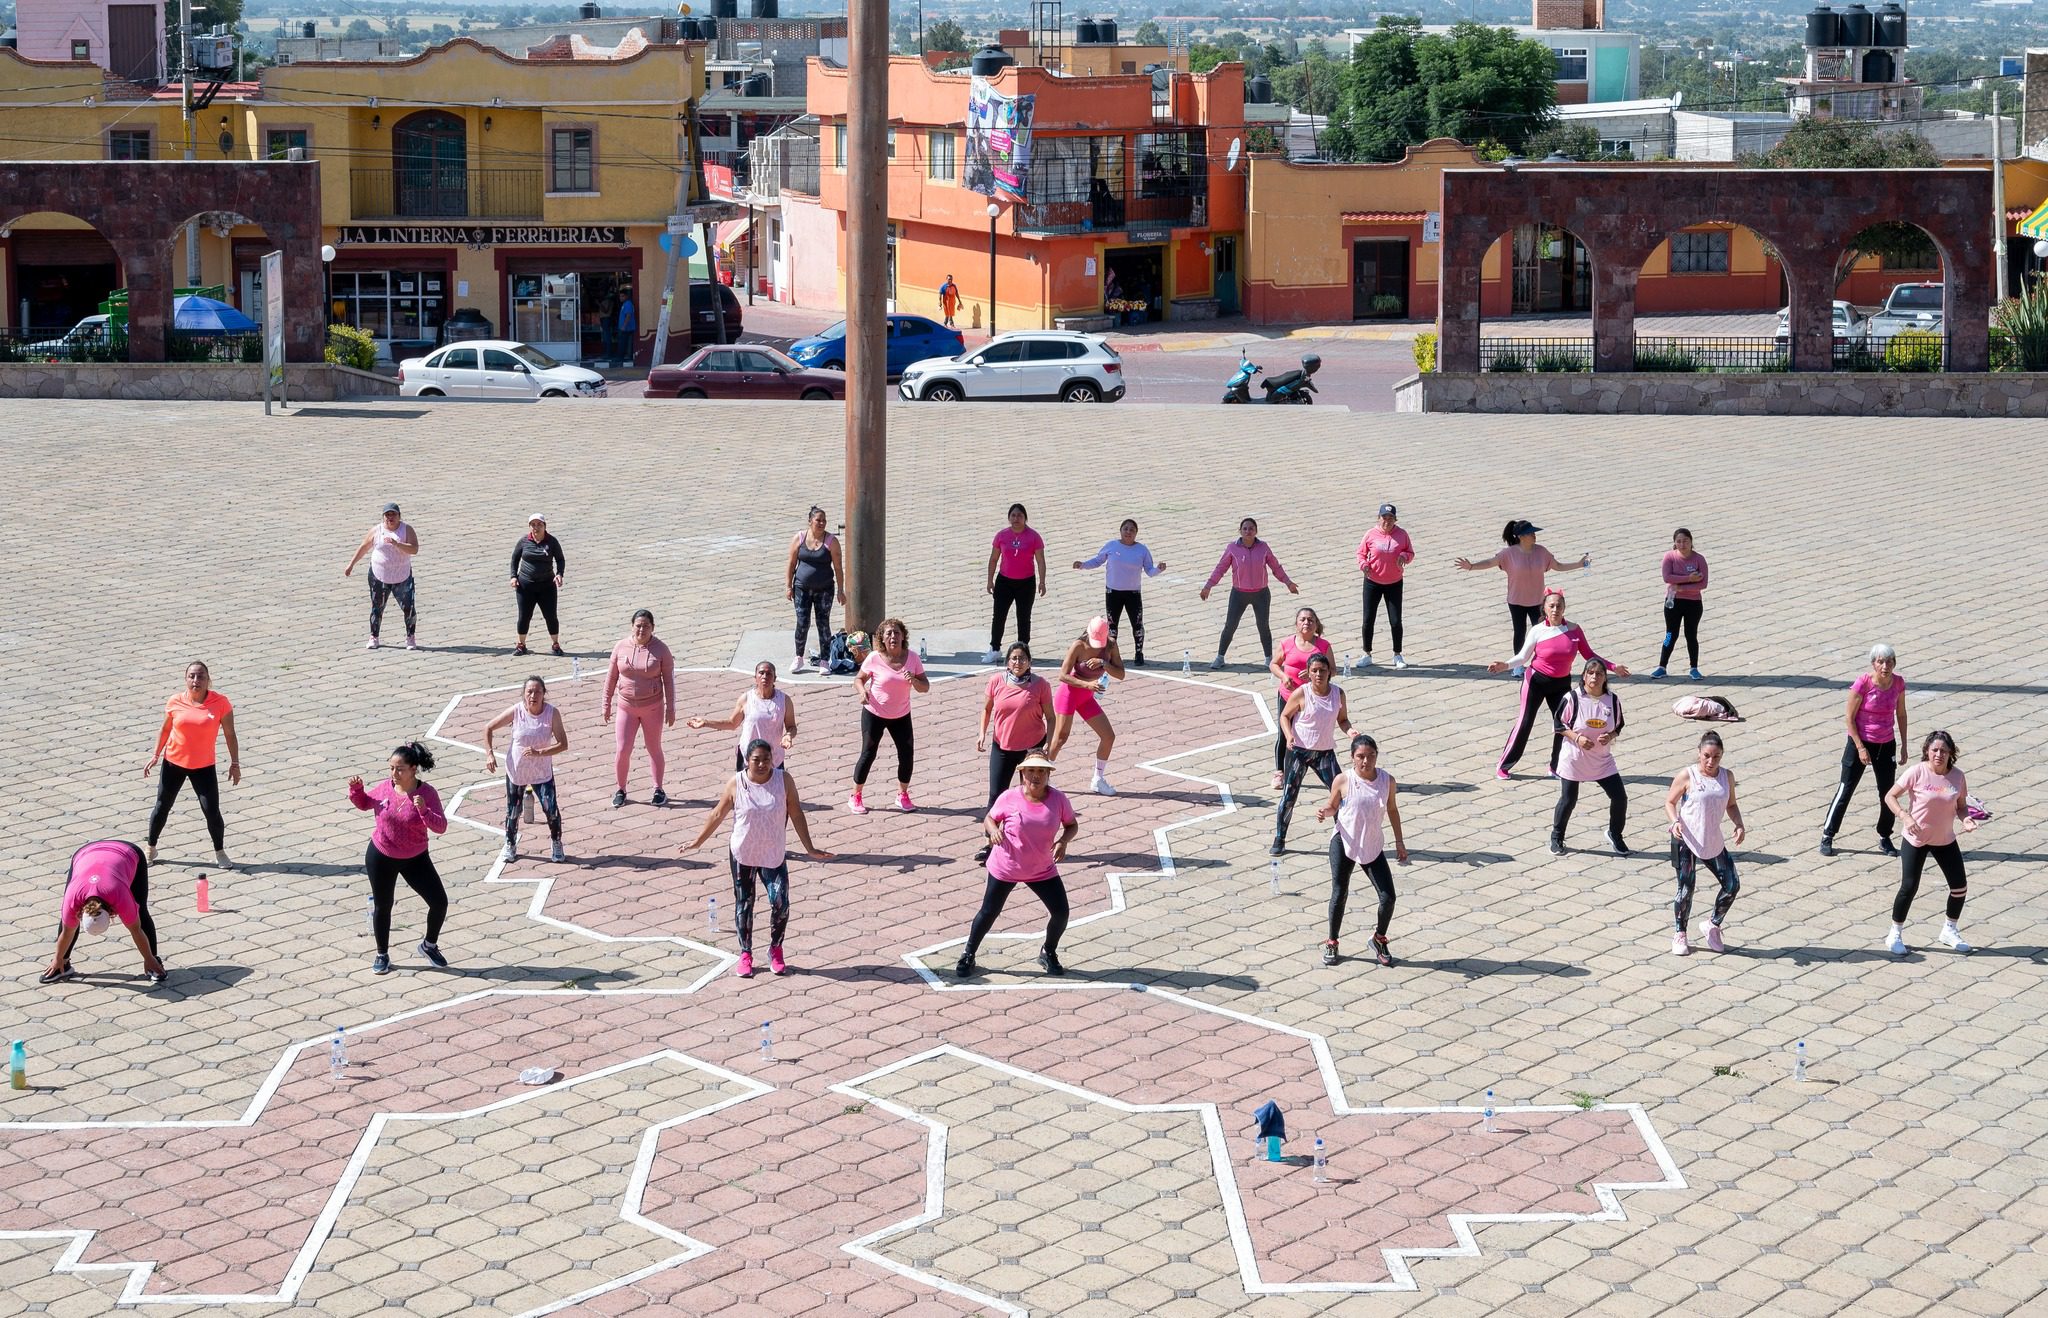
[1262,369,1305,391]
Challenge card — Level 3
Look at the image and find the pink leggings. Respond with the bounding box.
[614,701,666,790]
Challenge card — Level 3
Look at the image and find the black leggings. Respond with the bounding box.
[516,581,560,636]
[1363,579,1404,653]
[56,844,157,962]
[963,874,1070,956]
[1498,670,1572,774]
[1508,602,1543,653]
[1274,747,1339,847]
[1671,842,1738,930]
[1328,835,1395,941]
[1822,737,1897,841]
[148,762,225,849]
[1893,840,1967,924]
[854,710,914,786]
[1106,589,1145,658]
[990,575,1035,650]
[1219,586,1273,661]
[1553,774,1627,843]
[987,742,1038,806]
[366,841,448,955]
[1660,597,1703,668]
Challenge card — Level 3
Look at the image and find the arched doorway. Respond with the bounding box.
[393,111,468,218]
[1476,222,1597,371]
[3,211,122,344]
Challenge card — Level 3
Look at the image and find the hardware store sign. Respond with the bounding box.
[335,225,627,245]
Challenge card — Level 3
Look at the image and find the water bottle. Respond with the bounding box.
[365,894,375,935]
[1312,1135,1328,1184]
[329,1028,347,1079]
[1794,1040,1807,1082]
[572,656,583,682]
[1581,554,1591,575]
[918,636,928,662]
[760,1021,774,1062]
[708,896,718,932]
[1268,858,1281,895]
[523,789,537,824]
[1342,653,1353,676]
[9,1040,25,1092]
[1182,649,1191,676]
[1096,673,1109,698]
[1483,1089,1497,1134]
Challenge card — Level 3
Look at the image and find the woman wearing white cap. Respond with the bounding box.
[683,738,833,978]
[509,514,566,657]
[1045,616,1124,795]
[956,751,1080,978]
[40,841,166,986]
[344,501,419,650]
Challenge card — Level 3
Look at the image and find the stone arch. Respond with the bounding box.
[0,210,123,342]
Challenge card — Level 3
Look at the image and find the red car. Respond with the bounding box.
[645,345,845,400]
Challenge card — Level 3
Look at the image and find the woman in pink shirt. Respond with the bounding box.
[1882,731,1979,955]
[976,643,1057,863]
[40,840,165,986]
[1454,519,1590,665]
[1355,502,1414,668]
[1653,528,1709,680]
[983,504,1048,663]
[956,752,1080,978]
[1550,659,1629,856]
[1046,616,1125,796]
[602,609,676,808]
[1486,590,1629,778]
[348,740,450,976]
[849,618,929,814]
[1662,731,1744,956]
[1820,643,1908,858]
[1267,606,1333,789]
[1201,517,1298,669]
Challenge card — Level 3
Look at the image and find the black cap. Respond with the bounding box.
[1378,503,1397,517]
[1512,519,1541,536]
[382,502,401,514]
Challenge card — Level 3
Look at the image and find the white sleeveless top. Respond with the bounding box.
[730,769,789,868]
[1290,684,1342,752]
[1555,690,1619,783]
[1336,767,1390,863]
[738,690,790,766]
[1677,765,1729,858]
[368,521,413,585]
[507,701,556,786]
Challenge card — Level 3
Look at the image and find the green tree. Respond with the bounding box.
[923,18,969,54]
[1188,41,1230,74]
[1133,19,1164,46]
[1324,19,1555,162]
[342,18,375,41]
[1521,121,1629,160]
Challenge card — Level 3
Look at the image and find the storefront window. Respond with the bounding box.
[511,272,583,356]
[331,269,447,347]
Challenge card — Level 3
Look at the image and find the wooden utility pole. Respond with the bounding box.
[844,0,888,630]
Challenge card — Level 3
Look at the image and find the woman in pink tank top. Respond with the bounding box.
[1880,730,1980,955]
[1662,731,1745,956]
[683,739,833,979]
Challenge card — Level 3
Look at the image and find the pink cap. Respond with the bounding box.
[1086,617,1110,648]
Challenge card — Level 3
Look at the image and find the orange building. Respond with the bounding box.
[804,56,1248,330]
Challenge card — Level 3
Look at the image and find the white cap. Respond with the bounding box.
[527,512,547,525]
[85,910,113,937]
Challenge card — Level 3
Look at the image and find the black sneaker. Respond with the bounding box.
[612,789,627,808]
[38,964,76,985]
[1321,941,1339,966]
[1269,840,1286,856]
[550,643,566,657]
[1547,836,1565,856]
[371,953,392,975]
[1877,835,1900,857]
[1819,836,1837,857]
[955,953,979,978]
[513,644,529,656]
[418,940,449,968]
[651,789,669,807]
[1605,829,1631,856]
[1132,654,1146,668]
[1038,947,1066,977]
[145,968,167,988]
[1373,937,1395,967]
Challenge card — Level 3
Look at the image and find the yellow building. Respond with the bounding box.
[0,32,706,363]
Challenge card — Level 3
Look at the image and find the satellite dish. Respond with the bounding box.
[1226,137,1242,172]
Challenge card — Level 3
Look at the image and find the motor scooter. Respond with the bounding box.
[1220,353,1320,404]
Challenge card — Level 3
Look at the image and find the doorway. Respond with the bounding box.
[392,111,468,218]
[1351,239,1410,318]
[509,271,582,361]
[10,228,120,332]
[1510,225,1591,314]
[1103,244,1164,324]
[578,271,633,364]
[1213,237,1239,317]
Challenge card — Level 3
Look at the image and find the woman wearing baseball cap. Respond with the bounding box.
[1453,519,1590,668]
[40,841,166,986]
[1355,503,1413,668]
[509,514,566,657]
[344,501,420,650]
[1045,616,1123,796]
[957,752,1079,978]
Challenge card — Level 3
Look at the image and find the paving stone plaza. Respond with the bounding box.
[1,399,2044,1316]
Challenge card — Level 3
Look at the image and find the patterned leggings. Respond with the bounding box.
[1670,842,1739,930]
[730,857,790,955]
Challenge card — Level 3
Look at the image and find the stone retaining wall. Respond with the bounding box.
[0,363,399,401]
[1394,371,2048,417]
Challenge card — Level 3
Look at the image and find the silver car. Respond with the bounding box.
[1773,301,1870,356]
[898,331,1125,403]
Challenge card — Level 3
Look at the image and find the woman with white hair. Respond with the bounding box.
[40,841,166,986]
[1820,643,1908,857]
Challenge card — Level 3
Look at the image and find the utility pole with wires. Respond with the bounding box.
[181,0,200,283]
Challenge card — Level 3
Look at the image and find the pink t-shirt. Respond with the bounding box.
[993,527,1044,579]
[860,651,925,719]
[1897,763,1965,848]
[1661,551,1709,601]
[60,841,142,927]
[1356,526,1414,585]
[986,785,1077,884]
[1496,544,1560,608]
[986,673,1053,750]
[1274,634,1333,700]
[1555,689,1621,782]
[1850,672,1905,744]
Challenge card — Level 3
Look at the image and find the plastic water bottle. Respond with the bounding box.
[1794,1040,1807,1082]
[329,1028,347,1079]
[1182,649,1191,676]
[9,1040,25,1092]
[1097,673,1109,698]
[571,657,583,682]
[708,896,718,932]
[1343,652,1353,676]
[1312,1135,1328,1184]
[1483,1089,1497,1134]
[918,636,928,662]
[196,873,212,913]
[523,790,537,824]
[759,1021,774,1062]
[365,894,375,934]
[1268,858,1281,895]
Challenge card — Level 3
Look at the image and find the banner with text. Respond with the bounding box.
[965,75,1035,202]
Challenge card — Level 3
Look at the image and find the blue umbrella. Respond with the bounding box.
[173,294,259,334]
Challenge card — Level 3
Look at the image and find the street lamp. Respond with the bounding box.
[319,242,336,329]
[987,200,1000,336]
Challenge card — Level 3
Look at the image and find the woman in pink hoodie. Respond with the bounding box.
[348,740,450,976]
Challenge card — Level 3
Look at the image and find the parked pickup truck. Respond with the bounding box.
[1866,282,1944,347]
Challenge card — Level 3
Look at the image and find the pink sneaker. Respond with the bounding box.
[733,952,754,978]
[1495,768,1512,781]
[897,791,917,812]
[846,792,868,815]
[1705,924,1726,953]
[1671,931,1691,956]
[769,946,788,975]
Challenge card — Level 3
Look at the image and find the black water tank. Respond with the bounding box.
[753,0,777,17]
[970,43,1015,76]
[1074,18,1101,44]
[711,0,738,16]
[1246,72,1272,103]
[1875,0,1906,47]
[1804,3,1838,47]
[301,19,316,37]
[745,71,770,95]
[1098,17,1118,42]
[579,2,599,18]
[697,18,720,39]
[1839,2,1873,45]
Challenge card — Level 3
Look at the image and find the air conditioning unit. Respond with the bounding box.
[190,32,236,71]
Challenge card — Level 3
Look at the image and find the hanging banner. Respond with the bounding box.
[965,75,1036,201]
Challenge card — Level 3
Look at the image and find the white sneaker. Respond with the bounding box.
[1360,653,1375,668]
[1939,923,1972,952]
[982,649,1003,664]
[1671,931,1690,956]
[1090,773,1116,796]
[1886,926,1908,956]
[366,636,380,650]
[145,843,158,863]
[790,656,807,673]
[1392,654,1408,669]
[214,849,233,869]
[500,841,517,863]
[550,840,566,863]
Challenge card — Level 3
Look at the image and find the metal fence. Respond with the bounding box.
[1479,337,1594,373]
[1631,336,1786,372]
[0,327,128,362]
[1469,332,2045,374]
[349,168,543,221]
[169,332,265,363]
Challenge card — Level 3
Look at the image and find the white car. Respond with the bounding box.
[398,339,607,399]
[1772,301,1869,355]
[897,331,1125,402]
[29,314,113,359]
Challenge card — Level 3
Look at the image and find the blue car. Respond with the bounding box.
[789,314,964,376]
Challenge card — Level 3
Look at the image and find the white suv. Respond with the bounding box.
[898,331,1125,403]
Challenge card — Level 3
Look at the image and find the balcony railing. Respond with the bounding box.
[1014,180,1206,236]
[349,168,543,221]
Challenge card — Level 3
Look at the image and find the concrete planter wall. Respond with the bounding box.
[0,362,400,402]
[1168,297,1221,323]
[1394,371,2048,418]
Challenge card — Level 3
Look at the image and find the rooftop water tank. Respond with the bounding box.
[1074,18,1101,44]
[301,19,316,38]
[1098,17,1118,43]
[1839,2,1873,46]
[970,43,1015,76]
[579,2,600,19]
[711,0,738,17]
[1874,1,1907,47]
[1804,3,1839,47]
[1246,72,1272,103]
[753,0,777,17]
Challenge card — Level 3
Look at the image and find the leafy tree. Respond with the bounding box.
[342,17,375,40]
[1133,19,1164,46]
[1188,41,1230,74]
[1521,121,1629,161]
[1267,43,1342,118]
[1743,119,1941,271]
[1325,19,1556,161]
[923,18,969,54]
